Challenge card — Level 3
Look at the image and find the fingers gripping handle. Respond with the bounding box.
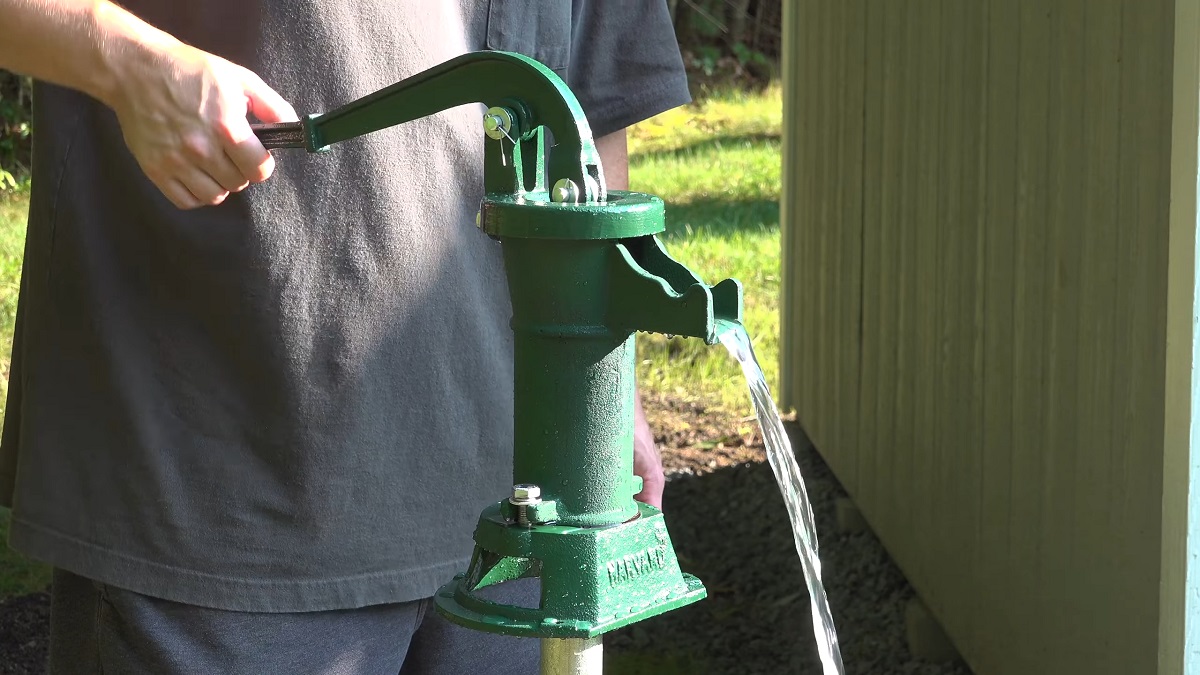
[252,122,307,149]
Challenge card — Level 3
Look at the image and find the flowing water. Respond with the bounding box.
[717,320,845,675]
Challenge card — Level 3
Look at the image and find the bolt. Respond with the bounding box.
[483,107,514,141]
[511,484,541,502]
[510,483,542,527]
[551,178,579,204]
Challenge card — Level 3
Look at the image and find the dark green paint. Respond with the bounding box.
[434,503,707,639]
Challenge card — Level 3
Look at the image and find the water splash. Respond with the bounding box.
[717,320,845,675]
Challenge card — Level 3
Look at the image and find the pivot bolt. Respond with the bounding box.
[510,483,542,527]
[552,178,580,204]
[483,107,515,141]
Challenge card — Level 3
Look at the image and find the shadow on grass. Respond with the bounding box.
[0,508,52,599]
[631,132,781,163]
[660,199,780,243]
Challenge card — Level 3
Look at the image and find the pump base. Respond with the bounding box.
[433,503,706,638]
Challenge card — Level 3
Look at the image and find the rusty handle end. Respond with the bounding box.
[252,122,307,149]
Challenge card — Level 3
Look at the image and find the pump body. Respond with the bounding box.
[252,49,743,640]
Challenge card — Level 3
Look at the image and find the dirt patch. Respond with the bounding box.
[0,395,974,674]
[642,392,767,477]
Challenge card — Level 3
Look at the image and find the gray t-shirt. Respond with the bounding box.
[0,1,689,612]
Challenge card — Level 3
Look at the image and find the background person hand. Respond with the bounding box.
[633,393,666,509]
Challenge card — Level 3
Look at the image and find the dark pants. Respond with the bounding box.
[47,569,539,674]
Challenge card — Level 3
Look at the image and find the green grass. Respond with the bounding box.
[0,185,45,598]
[630,84,782,411]
[0,85,783,599]
[0,187,28,398]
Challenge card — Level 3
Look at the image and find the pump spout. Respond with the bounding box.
[608,235,744,345]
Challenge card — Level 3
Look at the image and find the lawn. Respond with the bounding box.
[0,85,783,599]
[0,185,41,598]
[630,84,782,411]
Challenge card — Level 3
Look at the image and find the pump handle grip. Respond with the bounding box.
[252,122,307,149]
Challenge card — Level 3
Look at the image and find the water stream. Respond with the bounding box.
[717,320,845,675]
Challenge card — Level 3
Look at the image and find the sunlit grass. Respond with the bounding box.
[628,82,782,157]
[0,186,40,598]
[629,83,782,412]
[0,188,27,407]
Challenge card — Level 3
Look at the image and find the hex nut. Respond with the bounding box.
[511,484,541,503]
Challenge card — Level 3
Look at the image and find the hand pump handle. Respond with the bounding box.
[248,51,605,202]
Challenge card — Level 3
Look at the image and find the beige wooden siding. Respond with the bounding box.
[781,2,1174,673]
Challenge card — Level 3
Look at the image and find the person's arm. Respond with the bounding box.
[0,0,296,209]
[595,128,666,509]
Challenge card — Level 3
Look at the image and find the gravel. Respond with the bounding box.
[604,421,976,675]
[0,591,49,675]
[0,414,976,675]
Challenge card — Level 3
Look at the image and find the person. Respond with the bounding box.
[0,1,692,672]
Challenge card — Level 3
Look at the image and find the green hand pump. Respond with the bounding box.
[254,50,744,674]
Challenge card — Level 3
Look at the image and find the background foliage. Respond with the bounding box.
[670,0,781,90]
[0,73,31,190]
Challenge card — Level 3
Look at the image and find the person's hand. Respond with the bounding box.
[106,43,297,209]
[633,393,665,509]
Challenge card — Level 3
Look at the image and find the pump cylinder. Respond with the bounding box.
[505,237,639,528]
[482,191,667,529]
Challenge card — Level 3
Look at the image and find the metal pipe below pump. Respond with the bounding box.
[541,637,603,675]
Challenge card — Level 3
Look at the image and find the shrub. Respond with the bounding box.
[0,70,32,190]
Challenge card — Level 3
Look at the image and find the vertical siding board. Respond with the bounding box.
[1160,0,1197,668]
[798,0,820,444]
[787,0,805,432]
[840,0,866,491]
[831,0,847,474]
[1076,0,1123,661]
[830,0,849,483]
[857,0,885,518]
[892,0,922,570]
[835,0,864,487]
[797,0,817,446]
[912,0,943,610]
[931,0,957,625]
[819,0,836,458]
[1042,0,1086,664]
[933,0,978,638]
[967,0,991,655]
[822,0,841,476]
[1009,0,1056,667]
[978,0,1020,666]
[810,0,827,454]
[873,0,904,543]
[810,0,829,454]
[1111,0,1140,656]
[804,0,819,439]
[1111,0,1137,611]
[1124,0,1173,663]
[780,0,799,412]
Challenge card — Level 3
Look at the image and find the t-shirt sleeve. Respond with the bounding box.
[567,0,693,138]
